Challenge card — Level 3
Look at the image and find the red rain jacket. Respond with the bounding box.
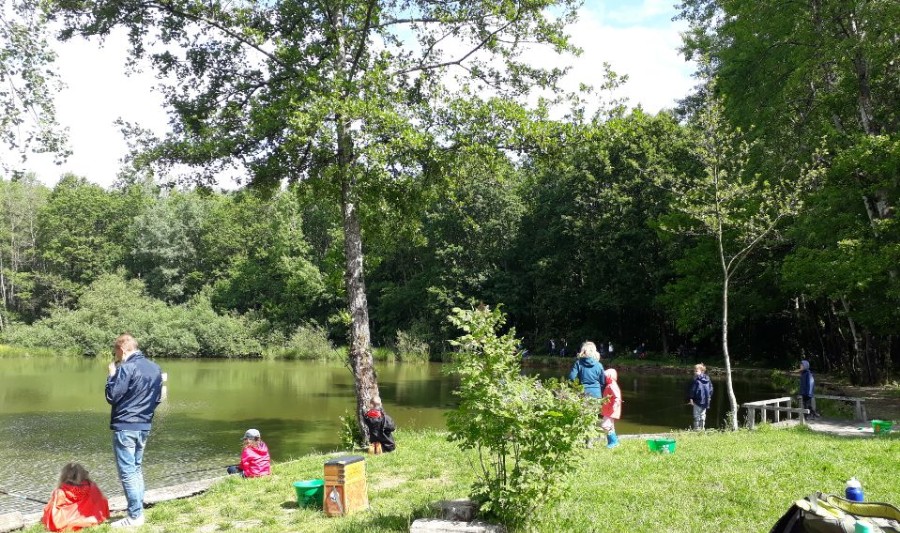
[41,481,110,532]
[240,441,271,477]
[602,369,622,420]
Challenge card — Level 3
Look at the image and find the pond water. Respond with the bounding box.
[0,357,781,514]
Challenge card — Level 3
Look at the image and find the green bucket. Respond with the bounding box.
[647,438,677,454]
[872,420,893,436]
[293,479,324,509]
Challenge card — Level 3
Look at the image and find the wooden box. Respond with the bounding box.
[323,455,368,516]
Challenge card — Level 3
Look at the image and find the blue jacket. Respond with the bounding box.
[690,373,713,409]
[106,351,163,431]
[568,357,605,398]
[799,360,814,398]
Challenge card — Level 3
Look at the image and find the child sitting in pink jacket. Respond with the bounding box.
[226,428,271,477]
[601,369,622,448]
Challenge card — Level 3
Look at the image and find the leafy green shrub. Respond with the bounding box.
[769,369,795,393]
[275,323,342,361]
[1,272,262,357]
[339,410,365,450]
[371,346,396,363]
[445,306,599,529]
[395,329,430,363]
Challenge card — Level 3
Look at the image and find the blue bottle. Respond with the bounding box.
[845,477,864,502]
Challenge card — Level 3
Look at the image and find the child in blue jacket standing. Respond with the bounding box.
[799,360,820,418]
[688,363,713,430]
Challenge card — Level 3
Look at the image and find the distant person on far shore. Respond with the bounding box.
[634,341,647,359]
[688,363,713,430]
[799,360,820,418]
[41,462,110,532]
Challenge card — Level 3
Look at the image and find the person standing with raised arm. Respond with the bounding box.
[105,334,163,528]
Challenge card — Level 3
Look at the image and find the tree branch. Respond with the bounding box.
[394,16,518,76]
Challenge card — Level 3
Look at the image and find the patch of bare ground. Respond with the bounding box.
[371,476,407,490]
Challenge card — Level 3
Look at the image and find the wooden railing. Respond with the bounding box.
[742,397,809,429]
[795,395,867,421]
[743,395,868,429]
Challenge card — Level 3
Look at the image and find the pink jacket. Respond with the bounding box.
[602,369,622,420]
[240,441,271,477]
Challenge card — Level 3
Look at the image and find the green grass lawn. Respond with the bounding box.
[21,427,899,532]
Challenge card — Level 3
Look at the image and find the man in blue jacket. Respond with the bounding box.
[106,334,163,528]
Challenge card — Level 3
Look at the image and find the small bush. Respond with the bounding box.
[339,410,365,450]
[395,329,430,363]
[371,346,396,363]
[275,323,342,361]
[446,306,599,529]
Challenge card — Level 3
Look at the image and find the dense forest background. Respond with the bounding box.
[1,0,897,385]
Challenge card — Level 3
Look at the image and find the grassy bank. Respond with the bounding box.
[21,426,898,533]
[0,344,77,358]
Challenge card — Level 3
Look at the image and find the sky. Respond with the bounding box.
[12,0,695,189]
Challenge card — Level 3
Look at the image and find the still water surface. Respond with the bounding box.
[0,357,780,513]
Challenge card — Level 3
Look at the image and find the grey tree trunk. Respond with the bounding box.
[341,176,381,443]
[721,275,739,430]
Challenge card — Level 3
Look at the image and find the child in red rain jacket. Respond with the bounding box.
[226,428,271,477]
[41,462,110,532]
[601,369,622,448]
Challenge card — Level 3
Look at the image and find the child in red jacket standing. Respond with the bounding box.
[601,369,622,448]
[41,462,110,532]
[226,428,271,477]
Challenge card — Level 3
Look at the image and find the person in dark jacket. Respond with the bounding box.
[105,334,163,528]
[364,396,396,453]
[688,363,713,430]
[799,360,820,418]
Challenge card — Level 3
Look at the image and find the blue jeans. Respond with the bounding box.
[113,430,149,518]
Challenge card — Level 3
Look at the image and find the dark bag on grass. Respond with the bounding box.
[770,492,900,533]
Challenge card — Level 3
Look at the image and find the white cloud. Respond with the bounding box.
[524,5,695,115]
[8,30,167,188]
[12,4,694,189]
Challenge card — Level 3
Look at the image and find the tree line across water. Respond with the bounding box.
[0,1,897,388]
[1,99,896,386]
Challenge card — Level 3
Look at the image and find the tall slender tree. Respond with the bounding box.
[664,89,812,430]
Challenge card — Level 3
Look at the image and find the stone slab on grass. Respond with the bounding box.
[0,511,40,533]
[109,476,225,511]
[410,518,506,532]
[433,499,478,521]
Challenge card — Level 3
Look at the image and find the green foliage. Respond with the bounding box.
[1,272,261,357]
[445,306,598,529]
[394,329,430,363]
[37,175,129,289]
[0,0,67,164]
[339,410,365,450]
[270,323,342,362]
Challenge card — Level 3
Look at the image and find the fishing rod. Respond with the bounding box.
[0,487,49,505]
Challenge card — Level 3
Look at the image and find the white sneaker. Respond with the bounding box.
[110,514,145,528]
